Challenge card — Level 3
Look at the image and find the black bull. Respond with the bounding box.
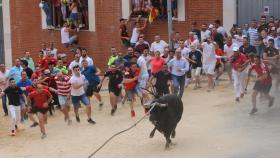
[145,94,184,149]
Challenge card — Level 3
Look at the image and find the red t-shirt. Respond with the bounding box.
[31,72,42,81]
[26,85,49,93]
[124,68,140,90]
[151,57,165,74]
[215,48,224,65]
[230,53,248,71]
[250,63,272,85]
[41,57,58,70]
[29,89,52,109]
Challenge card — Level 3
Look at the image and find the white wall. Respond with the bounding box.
[223,0,237,34]
[122,0,131,19]
[2,0,12,67]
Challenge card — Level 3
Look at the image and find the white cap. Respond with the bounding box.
[209,24,214,29]
[232,47,239,52]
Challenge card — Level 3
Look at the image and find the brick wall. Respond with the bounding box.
[10,0,222,71]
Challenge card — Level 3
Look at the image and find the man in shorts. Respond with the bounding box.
[200,36,217,92]
[70,65,96,124]
[246,55,275,115]
[55,72,72,125]
[27,83,53,139]
[99,64,123,115]
[188,45,202,90]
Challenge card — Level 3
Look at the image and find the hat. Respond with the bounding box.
[232,47,239,52]
[209,24,214,29]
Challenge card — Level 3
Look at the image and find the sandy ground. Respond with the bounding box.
[0,79,280,158]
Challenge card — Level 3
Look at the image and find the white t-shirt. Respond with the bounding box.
[224,43,239,58]
[79,56,94,66]
[50,48,58,58]
[233,35,244,48]
[61,27,70,44]
[202,42,216,64]
[69,60,81,71]
[201,30,211,42]
[70,75,86,96]
[137,55,149,77]
[150,40,168,55]
[143,55,152,70]
[263,36,273,47]
[130,27,140,44]
[180,47,191,58]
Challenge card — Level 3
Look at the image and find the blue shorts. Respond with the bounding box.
[70,13,80,21]
[71,94,90,109]
[126,89,137,102]
[58,95,71,106]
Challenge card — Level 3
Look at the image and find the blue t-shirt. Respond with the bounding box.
[17,79,32,96]
[81,66,100,84]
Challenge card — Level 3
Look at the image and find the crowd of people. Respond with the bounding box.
[0,15,280,140]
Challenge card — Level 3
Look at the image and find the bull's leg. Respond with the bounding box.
[149,127,156,138]
[171,130,176,138]
[164,132,172,150]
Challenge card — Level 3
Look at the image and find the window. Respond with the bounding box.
[122,0,185,21]
[41,0,95,31]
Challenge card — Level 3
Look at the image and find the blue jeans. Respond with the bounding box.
[172,75,185,99]
[2,95,8,114]
[42,2,52,26]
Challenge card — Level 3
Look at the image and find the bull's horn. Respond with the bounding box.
[156,103,167,107]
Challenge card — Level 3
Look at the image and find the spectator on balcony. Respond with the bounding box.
[79,0,88,29]
[40,0,54,29]
[142,0,152,17]
[119,17,131,48]
[53,0,62,28]
[130,16,148,48]
[171,0,178,20]
[132,0,143,15]
[61,0,68,22]
[22,51,35,71]
[69,0,80,31]
[135,36,150,53]
[79,48,93,67]
[61,23,78,48]
[150,35,168,56]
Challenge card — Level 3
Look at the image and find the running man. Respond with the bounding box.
[55,72,72,125]
[27,83,53,139]
[188,45,202,90]
[0,78,26,136]
[246,55,275,115]
[70,65,96,124]
[99,64,123,115]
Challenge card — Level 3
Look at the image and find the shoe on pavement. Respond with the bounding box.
[30,122,39,128]
[88,118,96,125]
[99,102,103,111]
[241,93,245,98]
[41,133,47,139]
[235,97,240,102]
[10,130,16,136]
[249,108,258,115]
[131,110,136,118]
[76,116,80,123]
[67,119,72,125]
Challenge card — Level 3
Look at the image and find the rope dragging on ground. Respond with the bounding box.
[87,104,156,158]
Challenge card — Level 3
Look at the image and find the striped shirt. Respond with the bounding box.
[55,76,71,96]
[248,27,259,47]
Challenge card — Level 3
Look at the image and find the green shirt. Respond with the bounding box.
[107,55,118,66]
[56,66,69,75]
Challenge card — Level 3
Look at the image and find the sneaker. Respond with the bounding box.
[193,86,198,90]
[76,116,80,123]
[111,108,116,116]
[4,113,8,116]
[241,93,245,98]
[235,97,240,102]
[10,130,16,136]
[67,119,72,125]
[249,108,258,115]
[131,110,136,118]
[41,133,47,139]
[88,118,96,125]
[30,122,39,128]
[268,97,275,107]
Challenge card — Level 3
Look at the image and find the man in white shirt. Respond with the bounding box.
[79,48,94,67]
[201,23,211,42]
[224,37,239,83]
[0,64,9,116]
[261,30,273,47]
[130,16,147,47]
[169,48,189,98]
[49,42,58,58]
[248,20,259,47]
[70,65,96,124]
[184,32,199,49]
[150,35,168,56]
[69,53,81,72]
[135,51,150,104]
[179,39,191,59]
[201,36,217,92]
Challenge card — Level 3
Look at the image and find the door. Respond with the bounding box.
[0,0,4,64]
[237,0,280,25]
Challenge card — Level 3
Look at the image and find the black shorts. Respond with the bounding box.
[156,86,169,96]
[86,83,101,97]
[31,106,48,114]
[253,81,272,94]
[109,87,122,97]
[215,63,222,71]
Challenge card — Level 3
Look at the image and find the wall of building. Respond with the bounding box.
[9,0,222,70]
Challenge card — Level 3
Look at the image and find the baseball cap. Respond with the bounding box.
[232,47,239,52]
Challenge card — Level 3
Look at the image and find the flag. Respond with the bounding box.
[148,8,159,24]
